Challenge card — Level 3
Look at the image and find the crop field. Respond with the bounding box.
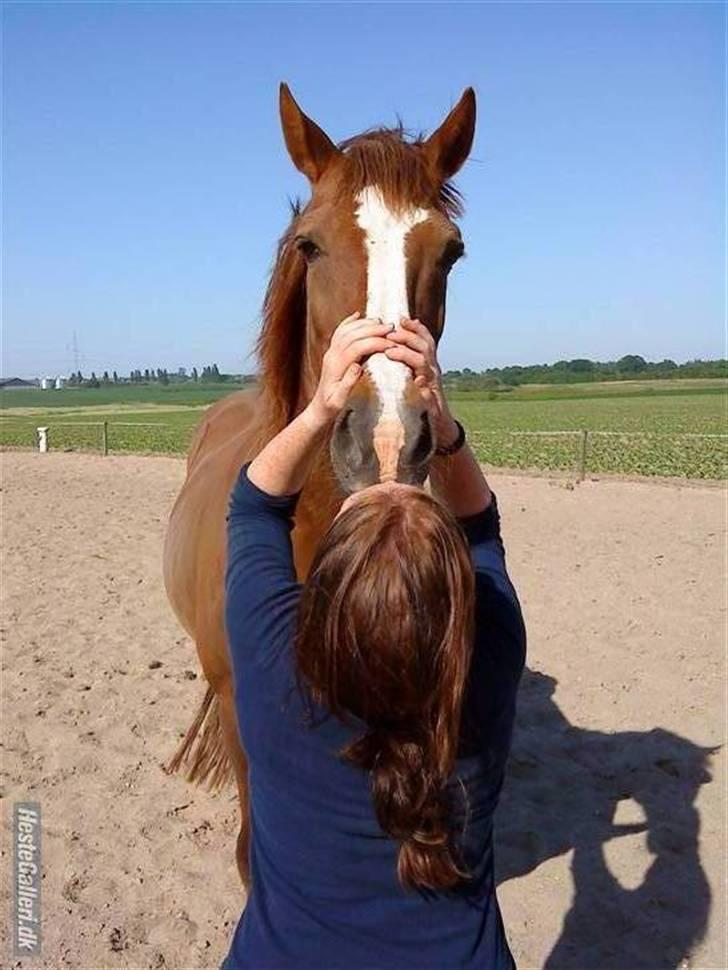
[1,379,726,480]
[456,387,727,479]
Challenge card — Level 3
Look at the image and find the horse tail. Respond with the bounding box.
[165,685,233,791]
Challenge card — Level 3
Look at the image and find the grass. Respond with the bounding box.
[0,381,251,410]
[453,389,727,477]
[2,379,726,480]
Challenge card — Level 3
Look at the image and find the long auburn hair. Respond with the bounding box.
[294,485,475,891]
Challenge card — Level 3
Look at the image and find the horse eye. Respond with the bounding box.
[295,237,321,263]
[441,239,465,269]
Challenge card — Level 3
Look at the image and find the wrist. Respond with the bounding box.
[301,398,335,434]
[434,413,460,450]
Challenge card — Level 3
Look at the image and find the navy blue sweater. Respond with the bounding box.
[222,464,526,969]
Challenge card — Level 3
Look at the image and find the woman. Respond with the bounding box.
[222,315,526,969]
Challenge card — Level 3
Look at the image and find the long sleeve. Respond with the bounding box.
[458,494,527,757]
[458,495,524,633]
[224,462,303,671]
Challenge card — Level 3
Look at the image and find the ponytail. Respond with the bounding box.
[295,485,475,892]
[344,729,469,890]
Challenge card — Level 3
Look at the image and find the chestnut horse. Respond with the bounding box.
[163,83,476,886]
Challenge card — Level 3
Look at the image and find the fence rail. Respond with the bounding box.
[2,420,193,459]
[1,420,726,481]
[465,429,728,480]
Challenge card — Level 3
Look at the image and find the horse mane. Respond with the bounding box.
[339,126,463,219]
[255,199,307,440]
[255,128,464,439]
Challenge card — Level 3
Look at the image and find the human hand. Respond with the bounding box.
[384,318,459,446]
[305,312,394,426]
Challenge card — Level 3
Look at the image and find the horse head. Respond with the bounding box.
[259,83,476,492]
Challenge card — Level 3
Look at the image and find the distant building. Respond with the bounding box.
[178,366,187,378]
[0,377,36,389]
[39,376,67,390]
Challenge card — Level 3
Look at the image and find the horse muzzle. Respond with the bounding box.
[329,386,435,494]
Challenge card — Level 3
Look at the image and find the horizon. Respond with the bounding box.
[3,3,724,376]
[5,351,726,385]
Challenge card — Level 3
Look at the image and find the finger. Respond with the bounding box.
[384,344,427,373]
[342,335,393,364]
[339,361,362,392]
[401,317,432,340]
[331,311,363,344]
[322,334,387,382]
[397,317,434,342]
[334,311,361,333]
[402,319,437,356]
[327,361,365,412]
[336,319,393,348]
[386,329,430,354]
[334,311,391,339]
[340,315,389,334]
[347,319,394,339]
[412,374,434,408]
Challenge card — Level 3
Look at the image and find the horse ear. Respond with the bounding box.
[423,88,476,183]
[279,83,339,184]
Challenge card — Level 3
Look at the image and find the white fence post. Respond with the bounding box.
[37,427,49,453]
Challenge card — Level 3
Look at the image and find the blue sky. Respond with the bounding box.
[2,2,724,378]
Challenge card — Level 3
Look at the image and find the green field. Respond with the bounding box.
[1,379,726,480]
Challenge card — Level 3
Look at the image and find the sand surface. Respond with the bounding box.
[1,451,725,969]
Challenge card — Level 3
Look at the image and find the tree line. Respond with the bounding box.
[65,365,240,387]
[61,355,725,390]
[441,355,727,389]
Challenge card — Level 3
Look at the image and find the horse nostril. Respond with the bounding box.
[330,403,380,493]
[333,408,358,459]
[337,408,354,433]
[409,410,434,467]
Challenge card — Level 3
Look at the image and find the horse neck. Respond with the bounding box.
[254,302,344,536]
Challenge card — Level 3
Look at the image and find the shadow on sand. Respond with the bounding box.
[495,668,717,969]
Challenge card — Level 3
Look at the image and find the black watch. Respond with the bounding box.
[435,419,466,457]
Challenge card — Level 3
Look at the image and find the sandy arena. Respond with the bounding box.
[1,450,725,969]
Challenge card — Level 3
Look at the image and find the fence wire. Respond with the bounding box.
[1,421,726,480]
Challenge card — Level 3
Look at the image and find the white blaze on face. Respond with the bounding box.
[355,187,429,479]
[355,187,429,417]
